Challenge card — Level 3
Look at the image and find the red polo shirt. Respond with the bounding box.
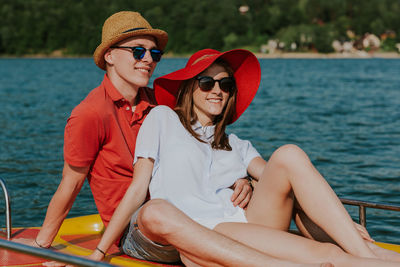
[64,74,156,226]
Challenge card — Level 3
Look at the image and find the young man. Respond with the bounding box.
[34,11,168,249]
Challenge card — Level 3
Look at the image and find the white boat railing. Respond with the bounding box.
[0,176,11,240]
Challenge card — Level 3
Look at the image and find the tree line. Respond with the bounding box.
[0,0,399,56]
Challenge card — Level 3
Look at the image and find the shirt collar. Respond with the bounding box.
[132,87,156,123]
[103,74,124,102]
[102,74,156,123]
[192,121,215,141]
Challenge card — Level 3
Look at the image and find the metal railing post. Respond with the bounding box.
[340,198,400,228]
[0,177,11,240]
[359,205,366,227]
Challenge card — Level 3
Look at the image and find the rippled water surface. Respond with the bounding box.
[0,58,399,243]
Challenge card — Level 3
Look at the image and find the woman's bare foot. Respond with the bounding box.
[367,242,400,262]
[298,263,333,267]
[275,262,333,267]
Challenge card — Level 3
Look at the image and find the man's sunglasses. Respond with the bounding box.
[196,76,236,93]
[110,46,163,62]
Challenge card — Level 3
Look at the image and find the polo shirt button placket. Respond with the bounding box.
[119,100,132,122]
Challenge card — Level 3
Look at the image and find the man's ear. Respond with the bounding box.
[104,49,114,66]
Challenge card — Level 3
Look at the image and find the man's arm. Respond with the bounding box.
[16,161,89,248]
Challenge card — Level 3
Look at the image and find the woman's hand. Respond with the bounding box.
[230,178,253,208]
[42,261,69,267]
[87,247,106,261]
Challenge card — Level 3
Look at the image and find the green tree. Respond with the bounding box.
[1,0,399,55]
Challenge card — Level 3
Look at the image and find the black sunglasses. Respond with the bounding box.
[110,46,164,62]
[196,76,236,93]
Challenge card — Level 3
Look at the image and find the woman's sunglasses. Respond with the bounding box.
[110,46,163,62]
[196,76,236,93]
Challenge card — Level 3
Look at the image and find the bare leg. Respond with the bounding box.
[214,222,400,267]
[246,144,376,259]
[293,204,337,243]
[137,199,326,267]
[294,203,400,262]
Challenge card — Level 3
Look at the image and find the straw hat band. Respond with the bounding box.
[123,27,146,33]
[102,28,150,41]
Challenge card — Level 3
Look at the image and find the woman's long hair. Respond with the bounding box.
[174,59,237,151]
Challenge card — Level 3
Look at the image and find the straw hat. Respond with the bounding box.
[154,48,261,124]
[93,11,168,70]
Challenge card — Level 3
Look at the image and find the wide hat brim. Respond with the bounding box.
[94,28,168,70]
[154,49,261,124]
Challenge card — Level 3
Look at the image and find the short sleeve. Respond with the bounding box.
[63,104,103,167]
[134,106,162,164]
[229,134,261,168]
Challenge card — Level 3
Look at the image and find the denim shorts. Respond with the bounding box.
[120,207,180,263]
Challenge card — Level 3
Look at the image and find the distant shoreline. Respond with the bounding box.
[255,51,400,59]
[1,51,399,59]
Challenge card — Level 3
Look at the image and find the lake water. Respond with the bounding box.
[0,58,399,244]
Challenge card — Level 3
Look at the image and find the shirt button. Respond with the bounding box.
[126,107,130,111]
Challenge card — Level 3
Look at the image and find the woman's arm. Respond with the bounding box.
[246,156,267,183]
[89,157,154,260]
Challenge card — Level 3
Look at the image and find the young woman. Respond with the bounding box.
[89,49,400,266]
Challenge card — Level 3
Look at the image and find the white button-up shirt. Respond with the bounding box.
[134,106,260,228]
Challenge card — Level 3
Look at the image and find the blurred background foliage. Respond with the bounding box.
[0,0,399,56]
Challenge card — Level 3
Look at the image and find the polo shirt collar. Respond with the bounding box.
[132,88,156,123]
[192,121,215,141]
[103,74,124,102]
[102,74,156,123]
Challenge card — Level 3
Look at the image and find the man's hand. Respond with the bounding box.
[12,239,66,267]
[13,237,52,248]
[12,238,36,247]
[230,178,253,208]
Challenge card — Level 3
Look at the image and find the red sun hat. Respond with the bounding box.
[154,48,261,124]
